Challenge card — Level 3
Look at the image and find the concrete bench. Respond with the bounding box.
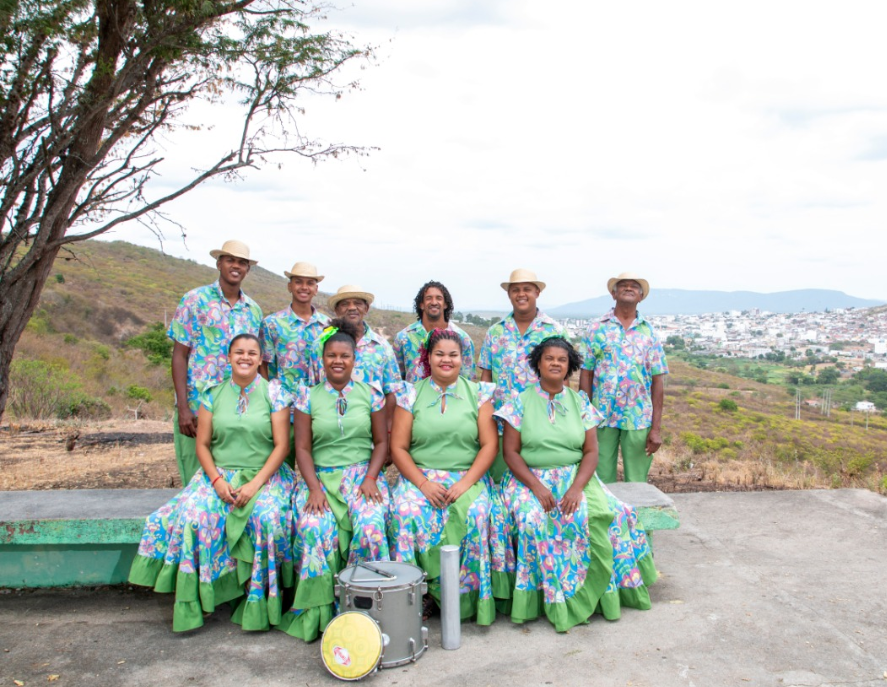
[0,489,177,588]
[605,482,681,539]
[1,483,679,588]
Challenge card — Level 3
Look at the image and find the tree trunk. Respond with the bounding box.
[0,245,60,419]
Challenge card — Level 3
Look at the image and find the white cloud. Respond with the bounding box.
[102,0,887,310]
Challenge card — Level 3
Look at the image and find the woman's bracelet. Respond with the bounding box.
[418,478,428,490]
[211,474,223,487]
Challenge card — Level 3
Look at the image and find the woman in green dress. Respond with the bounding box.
[492,336,656,631]
[279,319,390,642]
[129,333,295,632]
[388,328,498,623]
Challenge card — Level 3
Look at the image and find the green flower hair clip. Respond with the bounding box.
[318,325,340,346]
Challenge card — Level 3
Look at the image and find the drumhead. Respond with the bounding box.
[321,612,383,681]
[338,561,425,589]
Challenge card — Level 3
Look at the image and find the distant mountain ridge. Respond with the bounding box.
[549,289,886,318]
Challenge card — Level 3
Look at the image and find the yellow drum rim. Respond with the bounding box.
[321,612,383,681]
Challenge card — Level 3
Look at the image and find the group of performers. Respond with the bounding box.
[129,239,669,638]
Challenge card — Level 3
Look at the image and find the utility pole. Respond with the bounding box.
[795,389,801,420]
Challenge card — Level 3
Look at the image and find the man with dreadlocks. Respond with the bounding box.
[392,280,476,383]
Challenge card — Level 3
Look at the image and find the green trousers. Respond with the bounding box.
[596,426,651,483]
[173,410,199,486]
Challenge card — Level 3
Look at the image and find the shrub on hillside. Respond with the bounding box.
[61,396,112,420]
[718,398,739,412]
[126,385,153,403]
[8,359,84,419]
[124,323,172,365]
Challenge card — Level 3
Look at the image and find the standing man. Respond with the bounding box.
[310,284,402,421]
[168,240,263,485]
[578,272,668,483]
[393,280,475,382]
[260,261,329,467]
[479,268,567,481]
[260,261,330,392]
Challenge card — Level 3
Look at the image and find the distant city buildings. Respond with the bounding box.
[558,307,887,373]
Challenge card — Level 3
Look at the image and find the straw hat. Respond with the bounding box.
[284,261,324,282]
[329,284,375,309]
[607,272,650,301]
[500,268,546,292]
[209,239,257,266]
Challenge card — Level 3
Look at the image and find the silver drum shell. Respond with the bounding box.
[335,562,429,668]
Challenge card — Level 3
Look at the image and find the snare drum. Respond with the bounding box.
[335,561,428,668]
[321,611,383,681]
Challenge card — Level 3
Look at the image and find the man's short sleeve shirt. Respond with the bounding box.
[392,320,476,383]
[579,308,668,430]
[479,311,567,410]
[167,281,264,414]
[259,306,330,394]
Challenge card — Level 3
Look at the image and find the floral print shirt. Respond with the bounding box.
[578,308,668,430]
[392,320,476,382]
[168,281,263,414]
[259,305,330,393]
[494,385,602,431]
[308,323,403,394]
[478,310,568,409]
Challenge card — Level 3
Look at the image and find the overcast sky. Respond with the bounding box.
[107,0,887,311]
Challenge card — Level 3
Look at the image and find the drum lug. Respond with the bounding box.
[409,637,417,662]
[333,584,341,598]
[422,626,429,650]
[408,589,415,606]
[374,587,384,611]
[421,582,428,595]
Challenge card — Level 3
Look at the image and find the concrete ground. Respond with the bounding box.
[1,489,885,687]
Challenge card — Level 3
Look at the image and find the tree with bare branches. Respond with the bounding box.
[0,0,372,418]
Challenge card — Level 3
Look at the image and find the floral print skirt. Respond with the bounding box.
[128,465,295,632]
[278,461,391,642]
[388,469,495,625]
[490,466,656,632]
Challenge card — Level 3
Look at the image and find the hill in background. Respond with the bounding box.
[549,288,885,318]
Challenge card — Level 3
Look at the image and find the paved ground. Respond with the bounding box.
[2,489,885,687]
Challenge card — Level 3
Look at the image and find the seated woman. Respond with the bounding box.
[279,319,390,642]
[129,333,295,632]
[492,336,656,632]
[389,329,498,624]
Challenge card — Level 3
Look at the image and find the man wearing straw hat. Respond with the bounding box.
[260,261,330,392]
[578,272,668,483]
[479,268,567,482]
[168,240,264,484]
[259,262,330,467]
[310,284,402,421]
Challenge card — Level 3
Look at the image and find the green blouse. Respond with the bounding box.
[402,377,494,472]
[203,378,278,470]
[497,386,601,469]
[297,380,384,468]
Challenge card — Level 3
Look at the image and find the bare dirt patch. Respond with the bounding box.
[0,419,181,491]
[0,419,782,494]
